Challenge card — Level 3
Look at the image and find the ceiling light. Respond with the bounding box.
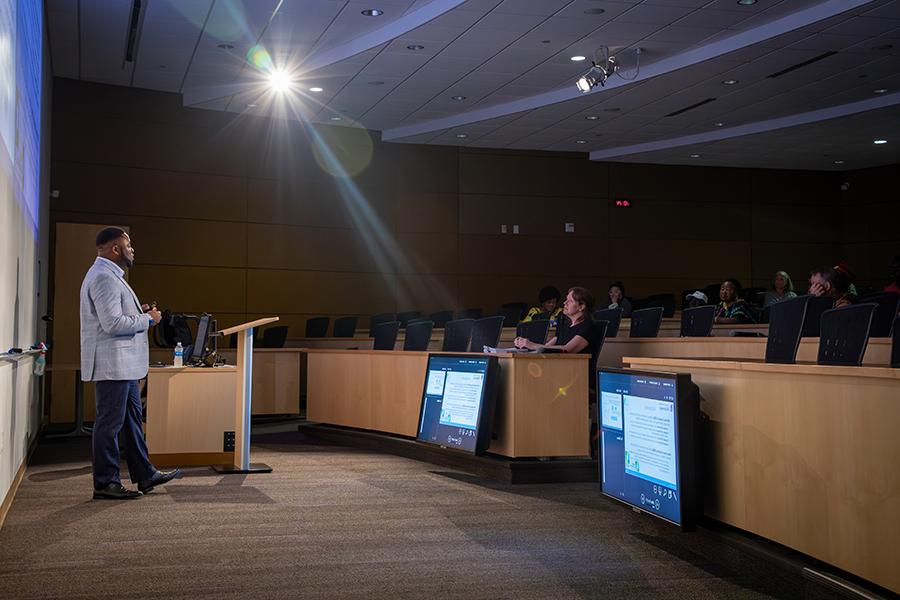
[247,103,257,108]
[585,115,599,120]
[722,79,738,85]
[451,95,466,101]
[456,133,468,139]
[575,47,641,94]
[690,153,701,158]
[330,116,342,121]
[874,88,888,94]
[407,44,424,50]
[714,122,724,127]
[217,43,234,50]
[269,69,292,92]
[834,160,844,164]
[571,55,586,62]
[361,8,383,16]
[309,87,324,92]
[576,140,587,144]
[736,0,757,5]
[873,139,888,145]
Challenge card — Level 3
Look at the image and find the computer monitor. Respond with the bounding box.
[598,367,700,530]
[416,354,500,454]
[185,313,213,365]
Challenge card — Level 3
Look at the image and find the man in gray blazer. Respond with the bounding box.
[80,227,179,499]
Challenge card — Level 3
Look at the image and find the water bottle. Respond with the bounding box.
[33,352,46,376]
[174,342,184,368]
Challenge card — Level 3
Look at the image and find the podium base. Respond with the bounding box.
[211,463,273,474]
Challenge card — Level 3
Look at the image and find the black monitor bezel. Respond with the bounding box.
[416,353,500,455]
[186,313,212,365]
[597,367,700,531]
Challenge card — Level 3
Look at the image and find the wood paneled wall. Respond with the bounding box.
[51,79,852,339]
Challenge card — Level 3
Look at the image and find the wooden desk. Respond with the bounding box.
[217,348,302,414]
[145,366,236,466]
[599,337,892,368]
[622,356,900,594]
[616,318,769,338]
[304,349,590,458]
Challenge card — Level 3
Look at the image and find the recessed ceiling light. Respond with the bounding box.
[874,88,888,94]
[451,95,466,101]
[368,81,385,86]
[330,116,342,121]
[584,8,606,14]
[690,153,701,158]
[576,140,587,144]
[834,160,844,165]
[217,43,234,50]
[407,44,424,50]
[571,55,586,62]
[247,103,257,108]
[737,0,757,5]
[585,115,599,120]
[361,8,383,16]
[722,79,738,85]
[309,87,324,92]
[714,122,724,127]
[873,139,888,145]
[456,133,468,139]
[269,69,292,92]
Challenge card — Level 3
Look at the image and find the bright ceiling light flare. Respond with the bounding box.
[269,68,292,92]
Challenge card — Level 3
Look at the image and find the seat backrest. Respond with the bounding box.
[856,292,900,337]
[305,317,329,338]
[470,315,506,352]
[496,303,527,327]
[428,310,454,328]
[262,325,289,348]
[892,315,900,368]
[442,319,475,352]
[800,296,836,338]
[765,295,811,364]
[680,305,716,337]
[457,308,483,321]
[397,311,422,328]
[630,307,664,338]
[372,321,401,351]
[369,312,397,336]
[332,316,358,338]
[403,320,434,351]
[593,308,622,337]
[516,320,551,344]
[646,294,676,317]
[816,303,877,366]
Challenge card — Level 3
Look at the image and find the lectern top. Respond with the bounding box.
[219,316,279,336]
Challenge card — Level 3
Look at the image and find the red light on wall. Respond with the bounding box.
[615,199,632,207]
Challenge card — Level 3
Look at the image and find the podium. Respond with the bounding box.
[212,317,279,474]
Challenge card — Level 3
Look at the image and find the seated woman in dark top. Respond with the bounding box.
[714,278,756,324]
[602,281,633,317]
[513,286,603,375]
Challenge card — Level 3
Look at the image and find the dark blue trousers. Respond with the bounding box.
[92,380,155,489]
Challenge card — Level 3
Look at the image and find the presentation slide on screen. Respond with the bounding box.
[438,371,485,429]
[601,391,623,431]
[623,394,677,489]
[426,369,447,396]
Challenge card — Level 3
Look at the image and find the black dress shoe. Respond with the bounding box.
[138,468,181,494]
[93,482,142,500]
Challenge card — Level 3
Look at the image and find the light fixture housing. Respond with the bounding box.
[310,87,324,92]
[575,140,587,144]
[455,133,468,139]
[873,139,888,145]
[361,8,383,16]
[585,115,599,120]
[269,69,292,92]
[874,88,888,94]
[722,79,738,85]
[407,44,424,50]
[451,95,466,101]
[571,55,586,62]
[737,0,757,5]
[689,154,701,158]
[576,60,615,93]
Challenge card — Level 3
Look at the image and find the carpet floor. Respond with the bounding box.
[0,430,846,600]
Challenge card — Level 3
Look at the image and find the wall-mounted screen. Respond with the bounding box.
[417,355,500,454]
[598,368,700,529]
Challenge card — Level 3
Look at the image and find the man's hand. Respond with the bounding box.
[148,308,162,325]
[809,282,828,297]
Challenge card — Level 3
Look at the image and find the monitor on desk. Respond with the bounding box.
[185,313,214,365]
[598,368,700,530]
[416,354,500,454]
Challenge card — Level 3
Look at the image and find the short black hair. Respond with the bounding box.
[608,281,625,296]
[538,285,561,304]
[723,278,743,293]
[95,227,127,247]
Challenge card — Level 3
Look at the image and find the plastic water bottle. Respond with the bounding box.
[174,342,184,368]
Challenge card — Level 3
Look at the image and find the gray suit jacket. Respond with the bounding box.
[80,257,151,381]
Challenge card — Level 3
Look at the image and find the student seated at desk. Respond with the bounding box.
[685,290,708,308]
[521,285,563,324]
[809,262,856,308]
[764,270,797,307]
[714,279,756,324]
[602,281,633,317]
[514,287,602,375]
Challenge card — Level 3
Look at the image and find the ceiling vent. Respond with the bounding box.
[666,97,717,117]
[124,0,144,63]
[767,51,837,78]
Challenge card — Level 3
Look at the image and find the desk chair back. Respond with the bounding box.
[428,310,453,328]
[261,326,288,348]
[442,319,475,352]
[800,295,836,338]
[516,320,551,344]
[593,308,622,337]
[372,321,401,351]
[680,305,716,337]
[457,308,483,321]
[498,302,527,326]
[817,303,877,366]
[765,295,810,364]
[369,312,397,336]
[305,317,329,338]
[397,311,422,328]
[857,292,900,337]
[332,316,358,338]
[403,321,434,351]
[470,316,505,352]
[630,307,664,338]
[892,315,900,368]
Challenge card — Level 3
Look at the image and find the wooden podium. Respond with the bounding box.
[212,317,279,474]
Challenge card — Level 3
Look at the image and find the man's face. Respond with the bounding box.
[809,272,829,294]
[720,281,737,303]
[115,234,135,268]
[541,298,558,313]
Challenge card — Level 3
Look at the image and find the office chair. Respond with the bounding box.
[817,303,877,366]
[680,305,716,337]
[457,308,483,321]
[261,325,288,349]
[646,293,676,318]
[396,311,422,328]
[593,308,622,337]
[800,295,836,338]
[442,319,475,352]
[372,321,401,351]
[497,302,527,326]
[369,312,397,336]
[630,307,664,338]
[765,295,811,364]
[469,315,505,352]
[332,316,358,338]
[403,320,434,351]
[856,292,900,337]
[305,317,329,338]
[891,315,900,368]
[428,310,454,328]
[516,319,551,345]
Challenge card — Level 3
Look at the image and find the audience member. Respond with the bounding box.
[764,271,797,307]
[809,263,855,308]
[885,255,900,294]
[602,281,633,317]
[521,285,562,323]
[714,278,756,324]
[684,291,707,308]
